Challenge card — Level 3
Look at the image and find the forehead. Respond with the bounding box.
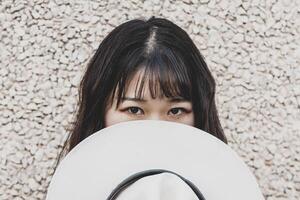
[125,69,151,97]
[124,68,172,100]
[111,63,192,108]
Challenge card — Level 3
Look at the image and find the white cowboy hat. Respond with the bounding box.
[46,120,265,200]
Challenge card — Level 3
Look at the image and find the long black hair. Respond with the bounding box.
[55,16,227,170]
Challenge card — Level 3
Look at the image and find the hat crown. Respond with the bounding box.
[115,172,199,200]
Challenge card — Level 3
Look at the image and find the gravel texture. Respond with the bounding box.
[0,0,299,199]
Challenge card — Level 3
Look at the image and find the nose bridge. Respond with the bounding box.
[147,112,165,121]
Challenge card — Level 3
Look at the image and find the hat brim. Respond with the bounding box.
[46,120,265,200]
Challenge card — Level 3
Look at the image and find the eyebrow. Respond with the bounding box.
[121,97,190,103]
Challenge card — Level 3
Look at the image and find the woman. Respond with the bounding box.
[55,16,227,170]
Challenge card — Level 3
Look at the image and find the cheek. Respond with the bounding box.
[188,113,195,126]
[104,107,130,127]
[104,108,120,127]
[180,112,195,127]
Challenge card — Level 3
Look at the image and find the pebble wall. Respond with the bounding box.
[0,0,299,199]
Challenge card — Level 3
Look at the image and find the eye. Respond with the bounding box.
[125,106,144,115]
[168,108,188,116]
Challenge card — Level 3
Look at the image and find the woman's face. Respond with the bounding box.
[104,70,194,127]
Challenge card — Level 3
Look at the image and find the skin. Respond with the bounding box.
[104,69,195,127]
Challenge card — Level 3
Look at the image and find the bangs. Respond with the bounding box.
[112,47,192,108]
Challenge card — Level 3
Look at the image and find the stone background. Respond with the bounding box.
[0,0,299,199]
